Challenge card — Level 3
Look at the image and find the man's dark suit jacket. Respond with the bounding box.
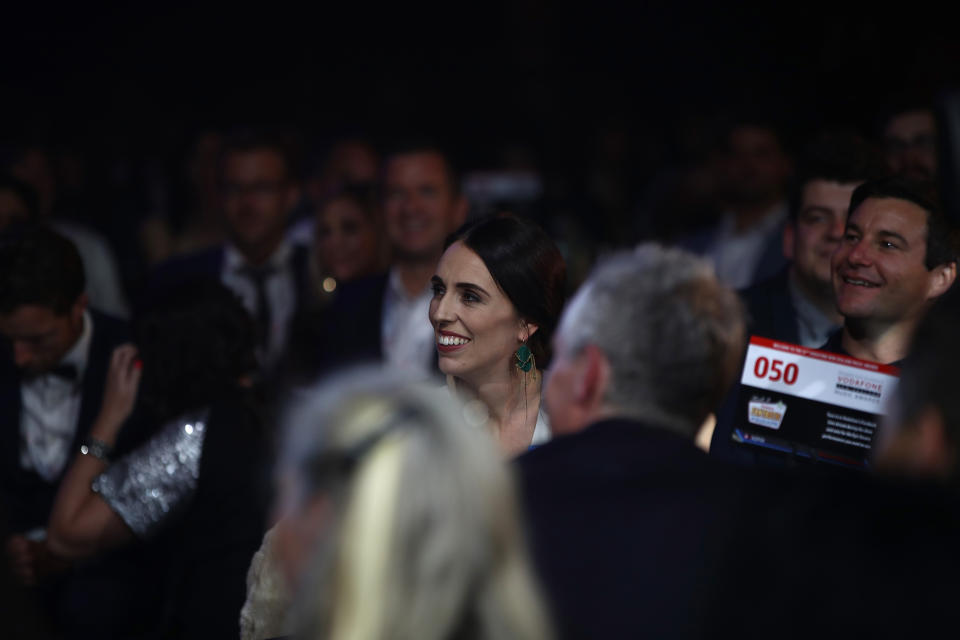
[515,418,746,640]
[147,244,310,305]
[313,272,439,377]
[0,310,130,532]
[677,219,788,289]
[739,267,800,345]
[314,272,389,372]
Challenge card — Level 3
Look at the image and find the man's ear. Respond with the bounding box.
[575,345,610,411]
[928,260,957,300]
[70,293,88,322]
[782,222,796,261]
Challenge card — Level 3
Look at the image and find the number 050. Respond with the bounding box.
[753,357,798,385]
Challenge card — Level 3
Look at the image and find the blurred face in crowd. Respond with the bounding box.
[11,148,55,218]
[315,195,382,282]
[785,179,859,300]
[874,405,955,481]
[222,148,298,262]
[0,188,30,231]
[429,241,532,385]
[0,299,85,376]
[884,110,937,180]
[383,152,466,263]
[723,126,792,206]
[831,197,952,326]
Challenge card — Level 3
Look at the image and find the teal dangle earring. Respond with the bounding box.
[515,343,535,373]
[515,337,537,434]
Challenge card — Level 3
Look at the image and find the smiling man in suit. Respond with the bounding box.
[315,140,468,377]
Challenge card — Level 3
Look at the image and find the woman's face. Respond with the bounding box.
[429,241,529,383]
[315,197,380,282]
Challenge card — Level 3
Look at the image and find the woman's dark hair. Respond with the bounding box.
[135,279,258,423]
[446,214,566,366]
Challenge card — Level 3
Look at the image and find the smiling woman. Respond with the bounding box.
[428,215,566,456]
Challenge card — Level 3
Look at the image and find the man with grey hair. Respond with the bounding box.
[516,244,746,640]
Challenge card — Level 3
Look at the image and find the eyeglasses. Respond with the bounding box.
[884,134,936,155]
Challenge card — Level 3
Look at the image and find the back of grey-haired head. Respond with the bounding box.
[558,244,745,436]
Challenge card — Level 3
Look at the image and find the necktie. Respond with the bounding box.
[240,264,275,352]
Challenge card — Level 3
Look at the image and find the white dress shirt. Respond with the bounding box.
[20,311,93,481]
[381,268,436,378]
[707,201,788,290]
[788,272,841,348]
[221,242,298,371]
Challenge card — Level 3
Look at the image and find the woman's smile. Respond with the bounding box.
[437,330,472,352]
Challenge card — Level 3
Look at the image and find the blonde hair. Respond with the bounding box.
[281,369,552,640]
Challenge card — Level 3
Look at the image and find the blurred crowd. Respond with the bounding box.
[3,95,960,639]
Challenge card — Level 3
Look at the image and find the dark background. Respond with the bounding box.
[2,2,958,261]
[4,3,957,151]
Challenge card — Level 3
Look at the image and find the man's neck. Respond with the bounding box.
[234,237,283,267]
[393,258,439,298]
[789,268,843,325]
[841,318,917,364]
[730,197,782,232]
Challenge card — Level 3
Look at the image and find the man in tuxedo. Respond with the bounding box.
[151,129,308,375]
[316,141,467,377]
[0,226,130,539]
[0,225,148,632]
[516,245,747,639]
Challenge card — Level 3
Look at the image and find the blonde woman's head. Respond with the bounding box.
[274,368,552,640]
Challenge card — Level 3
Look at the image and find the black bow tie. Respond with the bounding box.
[48,364,79,381]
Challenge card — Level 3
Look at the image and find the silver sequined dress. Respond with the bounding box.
[92,409,209,539]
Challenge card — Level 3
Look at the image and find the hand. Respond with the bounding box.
[5,535,37,585]
[94,344,142,440]
[5,535,72,585]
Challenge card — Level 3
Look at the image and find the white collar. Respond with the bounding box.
[224,241,292,272]
[718,200,788,236]
[58,310,93,380]
[386,266,433,303]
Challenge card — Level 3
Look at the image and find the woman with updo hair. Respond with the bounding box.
[429,214,566,455]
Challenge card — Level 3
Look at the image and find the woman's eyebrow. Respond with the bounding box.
[455,282,490,297]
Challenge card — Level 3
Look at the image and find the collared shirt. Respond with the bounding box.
[20,311,93,481]
[381,267,436,378]
[788,272,841,349]
[221,242,298,371]
[707,201,788,290]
